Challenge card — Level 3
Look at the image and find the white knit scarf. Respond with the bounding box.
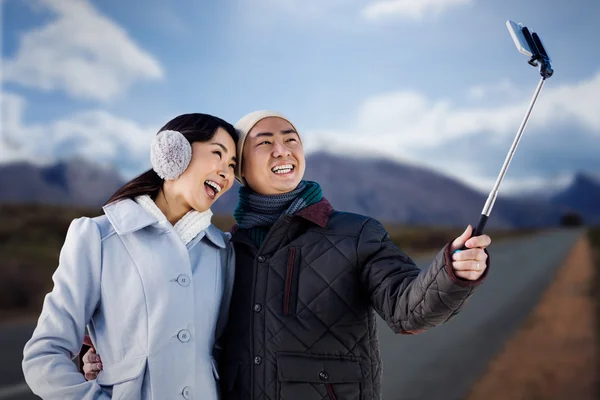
[135,195,213,245]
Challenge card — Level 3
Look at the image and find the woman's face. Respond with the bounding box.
[168,127,237,212]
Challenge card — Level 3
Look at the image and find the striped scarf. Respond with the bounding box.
[234,181,322,246]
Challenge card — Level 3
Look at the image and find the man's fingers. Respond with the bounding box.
[83,361,102,373]
[454,270,482,281]
[465,234,492,249]
[82,349,99,364]
[452,260,487,272]
[452,248,487,262]
[85,370,99,381]
[451,225,473,251]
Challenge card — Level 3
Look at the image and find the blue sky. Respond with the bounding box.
[2,0,599,194]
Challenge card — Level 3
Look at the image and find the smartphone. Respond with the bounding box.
[506,20,534,57]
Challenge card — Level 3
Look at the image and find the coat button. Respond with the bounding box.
[254,304,262,312]
[319,370,329,380]
[254,356,262,365]
[182,386,192,399]
[178,329,191,342]
[177,274,190,287]
[257,256,266,262]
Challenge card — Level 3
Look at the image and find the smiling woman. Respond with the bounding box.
[106,113,238,221]
[22,113,239,400]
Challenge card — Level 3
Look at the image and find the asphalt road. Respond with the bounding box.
[0,323,38,400]
[0,229,583,399]
[377,228,582,399]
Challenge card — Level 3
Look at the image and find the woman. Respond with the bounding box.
[83,111,492,400]
[22,113,238,400]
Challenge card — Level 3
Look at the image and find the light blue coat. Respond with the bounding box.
[22,199,235,400]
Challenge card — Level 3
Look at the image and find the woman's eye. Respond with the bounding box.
[213,151,222,158]
[287,138,297,142]
[229,164,236,169]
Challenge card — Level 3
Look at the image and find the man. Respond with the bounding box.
[84,110,491,400]
[220,111,490,399]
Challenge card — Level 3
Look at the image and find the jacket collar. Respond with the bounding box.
[203,224,227,249]
[103,198,226,248]
[103,199,157,235]
[294,198,334,228]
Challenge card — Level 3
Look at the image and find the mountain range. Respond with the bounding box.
[1,152,598,227]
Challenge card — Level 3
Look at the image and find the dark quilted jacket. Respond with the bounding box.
[219,198,488,400]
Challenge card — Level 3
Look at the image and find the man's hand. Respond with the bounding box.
[82,347,103,381]
[450,225,491,281]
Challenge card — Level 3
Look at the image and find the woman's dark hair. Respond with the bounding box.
[105,113,238,205]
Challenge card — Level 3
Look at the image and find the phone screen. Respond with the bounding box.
[506,20,534,57]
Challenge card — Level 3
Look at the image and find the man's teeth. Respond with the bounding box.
[272,164,294,174]
[205,180,221,193]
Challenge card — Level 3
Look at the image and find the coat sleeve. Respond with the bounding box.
[22,217,110,400]
[358,218,488,334]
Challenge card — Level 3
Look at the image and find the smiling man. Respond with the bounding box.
[237,116,306,194]
[219,110,491,399]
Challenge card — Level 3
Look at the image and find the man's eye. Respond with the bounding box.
[259,141,271,146]
[229,164,236,169]
[213,151,222,158]
[287,138,297,142]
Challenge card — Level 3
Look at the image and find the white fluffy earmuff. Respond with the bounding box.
[150,130,192,181]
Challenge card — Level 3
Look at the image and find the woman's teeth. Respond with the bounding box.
[272,164,294,174]
[204,180,222,200]
[205,180,221,193]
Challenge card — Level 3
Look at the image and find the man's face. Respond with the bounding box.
[242,117,306,195]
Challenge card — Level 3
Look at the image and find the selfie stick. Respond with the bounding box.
[471,21,553,237]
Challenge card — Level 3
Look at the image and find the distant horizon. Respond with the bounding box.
[0,147,595,199]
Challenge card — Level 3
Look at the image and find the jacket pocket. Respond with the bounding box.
[97,355,147,400]
[277,352,363,400]
[283,247,301,316]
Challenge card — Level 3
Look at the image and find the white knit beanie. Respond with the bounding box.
[234,110,300,185]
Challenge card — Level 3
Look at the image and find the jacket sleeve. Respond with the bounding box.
[22,217,109,400]
[358,218,488,334]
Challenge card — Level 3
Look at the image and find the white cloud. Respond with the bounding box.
[257,0,339,17]
[0,91,155,175]
[470,174,574,196]
[242,0,470,22]
[2,0,163,102]
[0,92,41,164]
[367,71,600,146]
[304,71,600,190]
[362,0,472,21]
[467,79,519,101]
